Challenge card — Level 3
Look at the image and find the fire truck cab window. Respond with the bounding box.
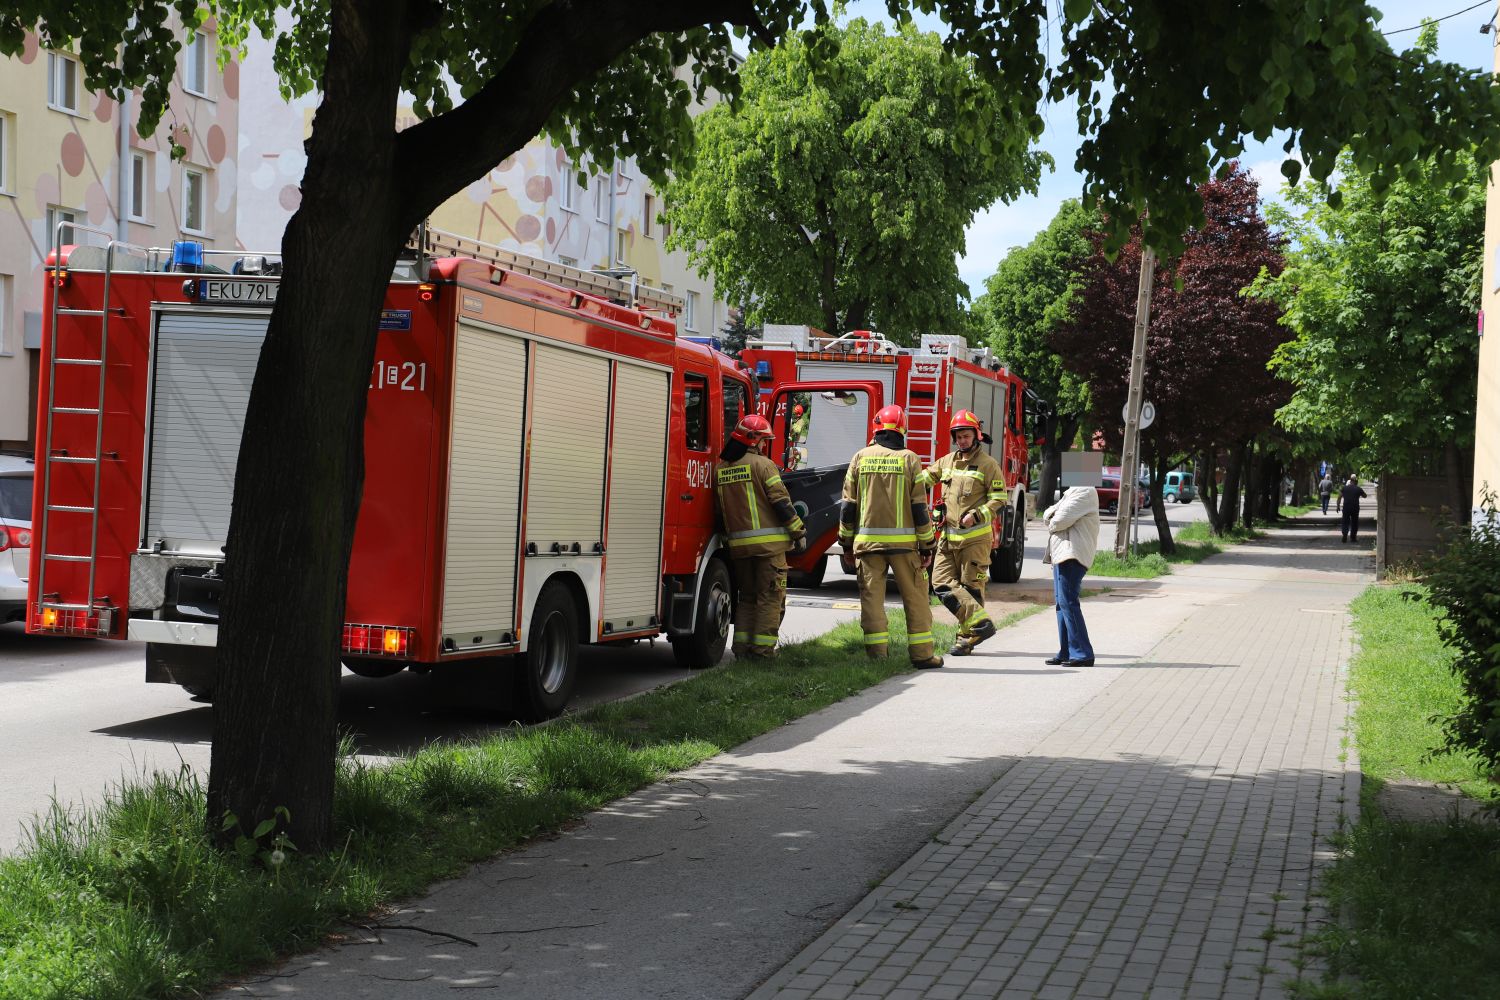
[683,373,708,451]
[722,378,746,447]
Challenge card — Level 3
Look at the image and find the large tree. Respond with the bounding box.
[663,19,1048,340]
[1255,146,1485,521]
[972,198,1094,510]
[10,1,1500,850]
[1053,166,1289,546]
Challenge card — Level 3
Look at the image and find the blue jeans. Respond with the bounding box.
[1053,559,1093,662]
[1320,493,1330,514]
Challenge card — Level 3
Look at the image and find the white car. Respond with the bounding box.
[0,455,34,624]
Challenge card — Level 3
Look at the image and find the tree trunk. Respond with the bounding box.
[1241,440,1258,532]
[1150,452,1174,555]
[1444,439,1468,525]
[207,0,413,852]
[1199,450,1222,533]
[1036,413,1079,511]
[204,0,733,851]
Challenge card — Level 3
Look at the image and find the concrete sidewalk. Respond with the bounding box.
[217,517,1373,1000]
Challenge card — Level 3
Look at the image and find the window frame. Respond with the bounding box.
[129,151,152,222]
[642,193,655,238]
[184,30,209,97]
[181,167,207,235]
[47,52,80,114]
[683,372,709,453]
[594,178,608,222]
[685,290,700,332]
[559,162,575,212]
[45,205,80,251]
[721,377,746,449]
[0,112,11,195]
[0,274,10,355]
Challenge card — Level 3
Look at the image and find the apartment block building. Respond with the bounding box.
[0,25,240,449]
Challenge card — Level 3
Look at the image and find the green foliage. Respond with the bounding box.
[663,18,1048,340]
[1423,492,1500,776]
[1256,147,1484,473]
[1347,583,1493,798]
[971,198,1093,415]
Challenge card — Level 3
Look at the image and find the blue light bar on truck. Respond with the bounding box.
[170,241,204,272]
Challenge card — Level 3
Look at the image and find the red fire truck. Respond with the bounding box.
[741,327,1032,587]
[27,226,872,718]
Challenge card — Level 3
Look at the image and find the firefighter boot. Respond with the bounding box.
[912,654,945,670]
[949,617,998,656]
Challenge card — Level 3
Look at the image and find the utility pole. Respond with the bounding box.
[1114,244,1155,558]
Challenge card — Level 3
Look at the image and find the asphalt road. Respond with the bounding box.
[0,495,1216,856]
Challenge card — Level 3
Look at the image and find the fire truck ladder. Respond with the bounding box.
[407,223,686,315]
[35,222,130,634]
[905,363,943,465]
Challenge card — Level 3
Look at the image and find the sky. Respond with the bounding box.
[840,0,1499,298]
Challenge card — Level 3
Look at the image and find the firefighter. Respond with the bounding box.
[715,414,805,658]
[838,405,943,669]
[917,409,1008,656]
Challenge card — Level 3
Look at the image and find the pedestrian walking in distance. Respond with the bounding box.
[1339,475,1367,543]
[917,409,1006,656]
[716,414,805,659]
[1042,486,1100,667]
[1318,473,1334,515]
[838,405,944,669]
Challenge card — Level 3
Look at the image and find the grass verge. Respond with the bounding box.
[1289,584,1500,999]
[1091,519,1258,579]
[1280,503,1319,518]
[0,606,1038,1000]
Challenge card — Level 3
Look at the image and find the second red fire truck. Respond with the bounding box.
[741,327,1032,587]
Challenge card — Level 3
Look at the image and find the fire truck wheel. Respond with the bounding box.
[673,558,732,669]
[182,685,214,703]
[516,584,580,720]
[788,555,827,589]
[992,512,1025,584]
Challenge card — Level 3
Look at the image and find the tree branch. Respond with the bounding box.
[394,0,768,228]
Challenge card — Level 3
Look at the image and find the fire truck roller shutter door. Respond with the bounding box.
[601,362,669,627]
[145,312,269,555]
[970,381,995,443]
[950,370,974,418]
[527,344,609,553]
[443,325,527,642]
[794,361,896,466]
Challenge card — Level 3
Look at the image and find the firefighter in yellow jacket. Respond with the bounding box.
[838,405,943,669]
[716,414,805,658]
[917,410,1008,656]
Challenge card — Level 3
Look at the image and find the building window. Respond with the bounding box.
[182,168,207,233]
[615,229,627,265]
[47,53,79,113]
[643,194,655,238]
[594,179,607,222]
[184,31,209,96]
[0,112,11,194]
[0,275,10,354]
[559,255,578,268]
[45,206,80,249]
[129,152,152,222]
[661,201,671,242]
[685,291,700,331]
[559,162,575,211]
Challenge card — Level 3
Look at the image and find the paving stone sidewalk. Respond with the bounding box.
[752,524,1371,1000]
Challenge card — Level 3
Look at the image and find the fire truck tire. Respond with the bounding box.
[516,583,580,720]
[992,512,1025,584]
[673,558,732,670]
[183,685,214,703]
[788,555,827,589]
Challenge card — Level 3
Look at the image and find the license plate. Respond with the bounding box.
[200,279,278,305]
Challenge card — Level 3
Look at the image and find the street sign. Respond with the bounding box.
[1123,399,1156,430]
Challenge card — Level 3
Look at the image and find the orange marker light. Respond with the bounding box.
[417,283,436,302]
[383,628,405,654]
[41,607,58,629]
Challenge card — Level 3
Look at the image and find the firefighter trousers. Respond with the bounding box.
[856,550,935,662]
[932,540,991,636]
[731,553,788,657]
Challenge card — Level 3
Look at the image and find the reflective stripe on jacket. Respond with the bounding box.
[917,449,1008,547]
[838,444,934,553]
[716,454,800,557]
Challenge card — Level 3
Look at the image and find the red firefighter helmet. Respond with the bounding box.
[873,404,907,436]
[730,414,774,446]
[950,410,982,438]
